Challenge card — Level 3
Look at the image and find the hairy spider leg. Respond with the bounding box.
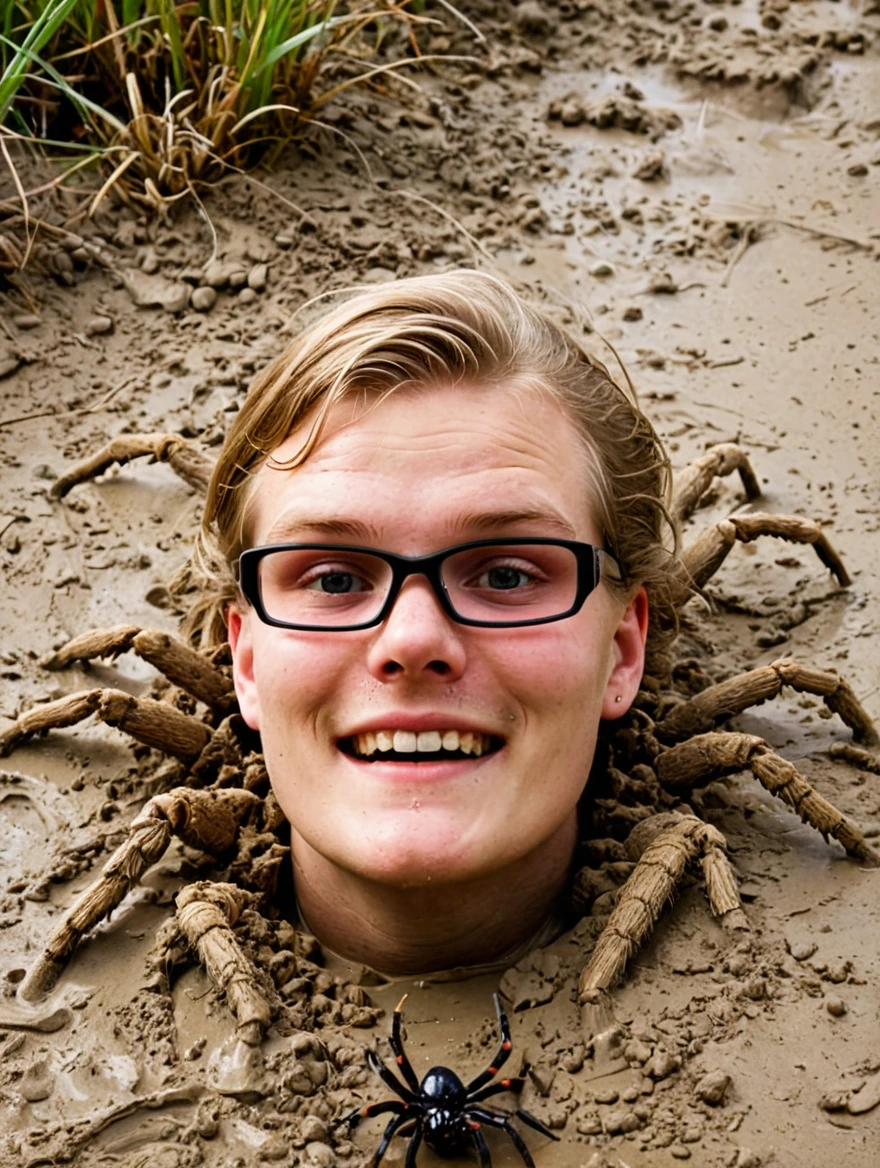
[389,993,421,1092]
[469,1076,526,1104]
[366,1048,419,1102]
[467,1106,552,1168]
[469,1123,493,1167]
[466,992,514,1092]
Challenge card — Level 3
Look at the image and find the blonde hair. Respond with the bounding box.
[189,270,676,646]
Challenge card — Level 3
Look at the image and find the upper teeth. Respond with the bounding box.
[352,730,489,757]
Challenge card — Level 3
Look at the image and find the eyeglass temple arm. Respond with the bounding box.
[597,548,624,583]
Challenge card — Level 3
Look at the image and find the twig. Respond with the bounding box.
[0,376,137,429]
[720,226,759,288]
[707,356,745,370]
[433,0,487,42]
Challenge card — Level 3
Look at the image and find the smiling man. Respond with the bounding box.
[198,271,674,975]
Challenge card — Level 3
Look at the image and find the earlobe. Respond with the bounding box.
[227,604,261,731]
[601,586,649,721]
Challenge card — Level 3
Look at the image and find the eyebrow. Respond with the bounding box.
[262,507,578,545]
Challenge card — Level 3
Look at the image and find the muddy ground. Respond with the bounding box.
[1,2,879,1165]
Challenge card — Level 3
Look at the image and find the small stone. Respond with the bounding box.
[247,262,268,291]
[122,270,191,313]
[260,1134,288,1160]
[788,941,816,962]
[825,996,847,1017]
[733,1151,762,1168]
[84,315,113,336]
[513,0,555,36]
[847,163,868,177]
[646,1050,680,1080]
[820,1090,848,1112]
[590,260,615,278]
[847,1075,880,1115]
[559,97,586,127]
[304,1141,335,1167]
[227,267,248,288]
[670,1146,691,1160]
[594,1087,619,1104]
[238,287,257,304]
[603,1108,639,1134]
[13,313,41,329]
[694,1069,731,1105]
[622,304,643,322]
[624,1038,652,1064]
[197,1117,219,1139]
[192,286,218,312]
[633,150,667,181]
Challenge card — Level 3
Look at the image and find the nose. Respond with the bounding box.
[365,575,467,682]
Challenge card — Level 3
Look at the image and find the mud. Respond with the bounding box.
[1,2,879,1166]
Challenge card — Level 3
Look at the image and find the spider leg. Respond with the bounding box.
[341,1098,409,1132]
[467,1106,556,1168]
[389,994,421,1092]
[510,1107,559,1141]
[578,813,747,1002]
[466,991,513,1092]
[672,442,761,525]
[367,1048,418,1103]
[403,1122,423,1168]
[176,880,271,1045]
[51,432,214,499]
[469,1077,525,1104]
[371,1112,416,1167]
[658,731,880,864]
[44,626,237,716]
[658,659,878,748]
[670,513,850,613]
[19,787,262,1000]
[0,687,212,763]
[469,1124,493,1167]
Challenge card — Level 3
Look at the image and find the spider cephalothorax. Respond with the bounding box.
[343,992,557,1166]
[2,433,878,1049]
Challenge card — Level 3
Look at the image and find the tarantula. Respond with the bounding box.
[2,433,877,1050]
[343,992,557,1167]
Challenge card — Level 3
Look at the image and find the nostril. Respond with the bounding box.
[427,660,451,675]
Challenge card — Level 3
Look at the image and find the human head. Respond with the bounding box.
[193,269,675,644]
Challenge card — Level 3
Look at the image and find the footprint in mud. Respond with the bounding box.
[0,769,76,893]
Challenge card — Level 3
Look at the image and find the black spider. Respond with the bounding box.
[343,991,559,1166]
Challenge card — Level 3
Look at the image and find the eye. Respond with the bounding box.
[478,566,532,591]
[303,568,370,594]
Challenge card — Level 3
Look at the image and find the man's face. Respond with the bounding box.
[228,381,646,890]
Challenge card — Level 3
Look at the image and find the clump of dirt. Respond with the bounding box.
[1,2,879,1166]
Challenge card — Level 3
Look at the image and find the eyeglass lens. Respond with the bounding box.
[255,543,581,627]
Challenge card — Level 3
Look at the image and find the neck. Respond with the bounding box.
[290,817,577,976]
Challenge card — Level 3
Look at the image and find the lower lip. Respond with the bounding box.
[339,749,502,782]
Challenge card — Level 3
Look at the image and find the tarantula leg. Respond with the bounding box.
[673,512,850,603]
[830,743,880,774]
[578,814,746,1004]
[0,687,212,761]
[176,882,272,1045]
[659,659,879,747]
[18,788,261,1001]
[51,433,214,499]
[44,626,237,716]
[657,732,880,864]
[672,443,761,525]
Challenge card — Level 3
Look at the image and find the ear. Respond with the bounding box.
[227,604,261,731]
[601,586,649,721]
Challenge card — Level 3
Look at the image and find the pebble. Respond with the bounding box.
[603,1108,639,1135]
[13,313,41,329]
[248,262,268,291]
[590,260,615,278]
[788,941,816,962]
[670,1145,691,1160]
[594,1087,619,1104]
[513,0,555,36]
[84,315,113,336]
[559,97,586,127]
[825,996,847,1018]
[192,286,218,312]
[624,1037,652,1064]
[238,287,257,304]
[122,270,191,313]
[694,1069,731,1105]
[260,1135,288,1161]
[646,1050,680,1080]
[304,1141,335,1167]
[623,304,643,321]
[819,1090,848,1112]
[847,1074,880,1114]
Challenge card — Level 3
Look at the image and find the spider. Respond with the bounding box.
[2,433,877,1047]
[342,992,558,1167]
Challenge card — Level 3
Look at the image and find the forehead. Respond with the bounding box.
[244,381,598,546]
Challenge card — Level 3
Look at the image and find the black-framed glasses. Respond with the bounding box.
[237,538,624,631]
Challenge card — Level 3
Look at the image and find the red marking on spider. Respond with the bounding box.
[501,1079,511,1088]
[397,1055,404,1065]
[502,1040,512,1050]
[489,1065,498,1075]
[467,1120,481,1130]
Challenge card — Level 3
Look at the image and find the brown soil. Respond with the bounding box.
[2,3,879,1166]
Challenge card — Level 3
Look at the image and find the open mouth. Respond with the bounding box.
[339,729,504,763]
